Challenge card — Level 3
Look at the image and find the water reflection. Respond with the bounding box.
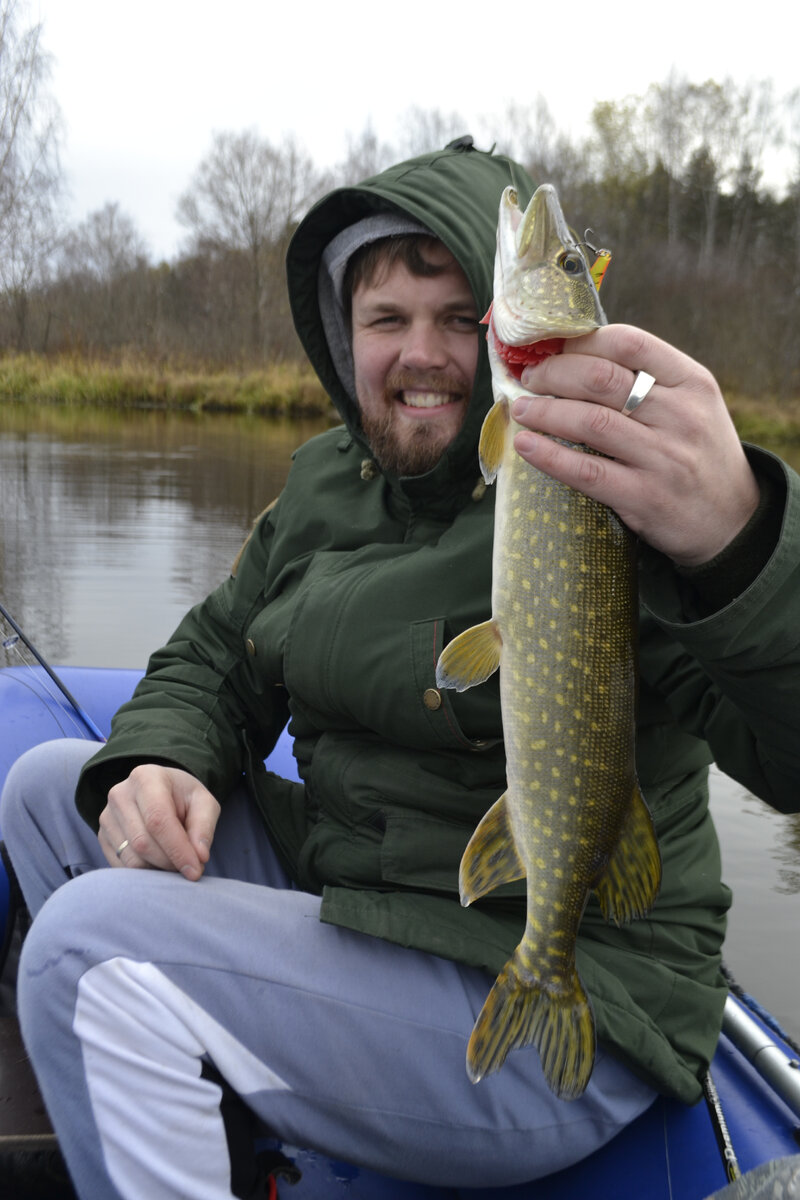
[710,769,800,1038]
[0,404,330,667]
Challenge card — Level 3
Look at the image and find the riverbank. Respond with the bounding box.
[0,353,335,418]
[1,353,799,441]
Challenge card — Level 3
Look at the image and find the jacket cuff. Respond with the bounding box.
[639,445,793,631]
[674,453,784,618]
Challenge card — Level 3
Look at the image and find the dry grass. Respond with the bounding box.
[725,393,800,445]
[0,352,335,418]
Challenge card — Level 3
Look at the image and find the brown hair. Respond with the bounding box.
[343,235,456,315]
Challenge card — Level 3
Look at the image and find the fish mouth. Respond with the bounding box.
[492,185,606,346]
[514,183,573,261]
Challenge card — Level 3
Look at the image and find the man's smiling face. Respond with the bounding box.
[350,242,479,476]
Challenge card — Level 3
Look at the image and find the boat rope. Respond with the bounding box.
[722,961,800,1058]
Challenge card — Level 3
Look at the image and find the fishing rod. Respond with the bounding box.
[703,1067,741,1184]
[0,600,106,742]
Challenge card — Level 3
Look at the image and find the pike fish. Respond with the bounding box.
[435,184,661,1100]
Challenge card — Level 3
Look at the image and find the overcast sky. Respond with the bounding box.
[34,0,800,261]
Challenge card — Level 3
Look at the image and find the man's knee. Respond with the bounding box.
[1,739,95,847]
[17,870,120,1032]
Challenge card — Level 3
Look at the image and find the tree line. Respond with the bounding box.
[2,0,800,397]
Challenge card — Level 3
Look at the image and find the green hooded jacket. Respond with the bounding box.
[76,141,800,1105]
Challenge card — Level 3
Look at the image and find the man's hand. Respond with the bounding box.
[98,765,220,880]
[511,324,760,567]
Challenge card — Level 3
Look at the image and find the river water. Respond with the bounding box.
[1,403,798,1042]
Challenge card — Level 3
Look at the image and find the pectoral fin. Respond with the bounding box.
[478,399,509,485]
[459,792,526,907]
[594,784,662,925]
[435,619,502,693]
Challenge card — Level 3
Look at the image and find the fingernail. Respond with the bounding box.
[513,398,530,419]
[181,864,200,881]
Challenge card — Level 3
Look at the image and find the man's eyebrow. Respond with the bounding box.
[355,296,477,315]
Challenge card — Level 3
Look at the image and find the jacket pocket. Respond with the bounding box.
[379,809,527,899]
[379,811,468,894]
[410,617,503,753]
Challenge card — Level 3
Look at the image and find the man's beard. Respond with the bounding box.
[360,371,469,477]
[360,408,450,476]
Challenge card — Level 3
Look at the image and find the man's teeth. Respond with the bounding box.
[401,392,454,408]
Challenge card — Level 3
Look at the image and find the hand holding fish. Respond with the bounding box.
[511,324,760,567]
[99,763,220,879]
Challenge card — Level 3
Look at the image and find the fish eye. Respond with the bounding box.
[558,252,585,276]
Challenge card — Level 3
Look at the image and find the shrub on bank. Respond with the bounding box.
[0,354,336,418]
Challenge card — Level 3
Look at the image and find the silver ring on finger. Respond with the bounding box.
[115,839,130,858]
[622,370,656,417]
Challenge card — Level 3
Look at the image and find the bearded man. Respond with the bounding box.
[2,139,798,1200]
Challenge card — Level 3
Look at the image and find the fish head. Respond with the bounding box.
[492,184,607,347]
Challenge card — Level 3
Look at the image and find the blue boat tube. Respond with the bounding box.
[1,665,799,1198]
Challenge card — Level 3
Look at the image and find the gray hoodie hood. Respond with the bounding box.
[286,139,535,501]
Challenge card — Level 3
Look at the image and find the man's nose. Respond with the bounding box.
[399,321,447,370]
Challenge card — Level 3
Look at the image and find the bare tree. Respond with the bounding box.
[0,0,62,346]
[50,202,151,352]
[59,201,149,282]
[488,97,584,208]
[642,73,696,246]
[334,120,395,186]
[395,106,470,158]
[176,130,322,355]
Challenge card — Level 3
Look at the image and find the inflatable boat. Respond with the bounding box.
[1,663,799,1199]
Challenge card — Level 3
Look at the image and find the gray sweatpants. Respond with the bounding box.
[1,739,656,1199]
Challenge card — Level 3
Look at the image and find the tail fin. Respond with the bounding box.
[467,959,595,1101]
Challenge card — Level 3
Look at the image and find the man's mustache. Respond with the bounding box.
[383,370,469,397]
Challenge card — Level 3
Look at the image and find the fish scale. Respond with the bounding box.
[436,183,661,1100]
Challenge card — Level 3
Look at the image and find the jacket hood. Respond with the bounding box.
[286,138,535,501]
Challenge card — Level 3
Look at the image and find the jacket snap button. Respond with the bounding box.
[423,688,442,710]
[245,638,257,656]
